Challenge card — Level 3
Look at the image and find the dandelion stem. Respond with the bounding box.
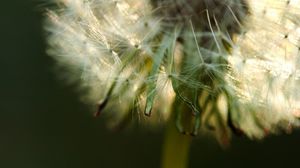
[161,98,192,168]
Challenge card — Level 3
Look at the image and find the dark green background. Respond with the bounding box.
[1,1,299,168]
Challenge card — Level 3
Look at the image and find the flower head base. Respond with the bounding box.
[45,0,300,144]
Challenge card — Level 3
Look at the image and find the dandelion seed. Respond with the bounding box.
[45,0,300,148]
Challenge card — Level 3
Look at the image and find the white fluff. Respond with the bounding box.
[45,0,300,141]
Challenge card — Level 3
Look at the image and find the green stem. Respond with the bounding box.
[161,108,192,168]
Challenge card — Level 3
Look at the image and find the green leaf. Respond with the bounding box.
[144,33,177,116]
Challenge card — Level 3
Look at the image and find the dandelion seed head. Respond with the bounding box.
[45,0,300,143]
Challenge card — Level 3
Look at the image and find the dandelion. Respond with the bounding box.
[44,0,300,167]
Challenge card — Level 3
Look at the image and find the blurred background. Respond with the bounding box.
[0,1,299,168]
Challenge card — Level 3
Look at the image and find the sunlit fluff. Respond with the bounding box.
[45,0,300,143]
